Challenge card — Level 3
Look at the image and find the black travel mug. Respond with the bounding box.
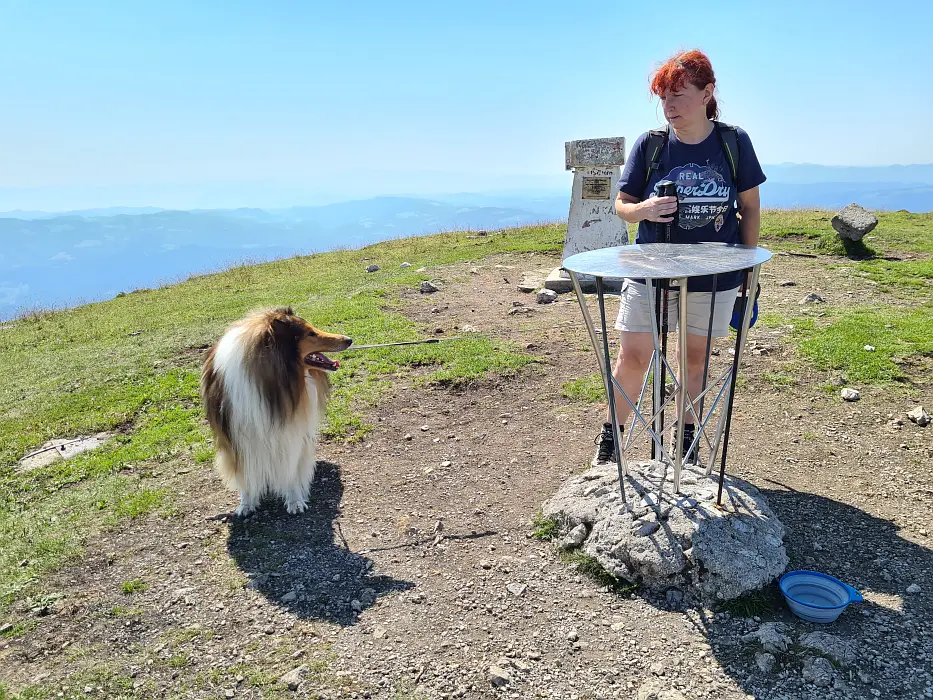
[656,180,678,243]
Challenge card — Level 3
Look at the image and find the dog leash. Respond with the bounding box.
[338,337,468,351]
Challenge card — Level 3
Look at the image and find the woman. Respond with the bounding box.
[593,49,766,467]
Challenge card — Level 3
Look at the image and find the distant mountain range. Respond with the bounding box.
[1,163,931,320]
[0,196,565,319]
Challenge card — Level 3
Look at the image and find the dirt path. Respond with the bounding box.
[2,250,932,699]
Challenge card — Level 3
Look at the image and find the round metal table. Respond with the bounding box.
[563,242,772,504]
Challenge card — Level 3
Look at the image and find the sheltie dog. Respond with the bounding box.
[200,307,352,516]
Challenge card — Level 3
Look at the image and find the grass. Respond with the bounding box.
[759,209,932,261]
[530,510,559,540]
[0,223,563,610]
[759,371,796,389]
[815,232,877,258]
[2,668,138,700]
[120,579,147,594]
[797,306,933,383]
[718,584,782,618]
[561,372,606,403]
[560,550,639,595]
[755,299,933,386]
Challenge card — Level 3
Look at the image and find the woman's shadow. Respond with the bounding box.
[699,485,933,699]
[225,460,413,626]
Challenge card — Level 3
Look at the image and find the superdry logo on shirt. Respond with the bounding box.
[655,162,731,232]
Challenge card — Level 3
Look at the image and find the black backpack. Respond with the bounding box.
[642,121,742,209]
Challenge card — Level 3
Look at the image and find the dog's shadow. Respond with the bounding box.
[225,460,413,626]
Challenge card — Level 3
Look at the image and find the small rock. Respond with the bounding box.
[536,289,558,304]
[479,559,493,570]
[350,599,363,612]
[440,460,452,468]
[373,625,388,640]
[802,655,834,687]
[635,521,660,537]
[756,652,776,673]
[225,691,235,699]
[907,583,922,595]
[365,264,380,273]
[567,629,579,642]
[800,292,825,304]
[358,588,377,607]
[488,666,511,687]
[506,583,527,597]
[419,281,439,294]
[420,425,430,431]
[279,591,297,603]
[841,388,861,402]
[416,267,428,273]
[279,665,308,691]
[863,344,875,351]
[829,377,846,387]
[507,306,531,316]
[563,523,587,548]
[779,280,797,287]
[665,588,684,605]
[400,262,411,268]
[907,406,930,427]
[403,434,412,441]
[0,623,13,634]
[832,203,879,241]
[799,631,856,665]
[742,623,792,654]
[461,324,479,333]
[636,680,687,700]
[517,273,543,293]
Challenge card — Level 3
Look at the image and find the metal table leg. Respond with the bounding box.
[674,277,689,493]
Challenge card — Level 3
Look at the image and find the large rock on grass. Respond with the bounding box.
[831,203,878,241]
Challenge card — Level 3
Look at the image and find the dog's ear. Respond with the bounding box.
[271,316,301,340]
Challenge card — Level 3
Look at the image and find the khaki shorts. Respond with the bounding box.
[614,280,739,338]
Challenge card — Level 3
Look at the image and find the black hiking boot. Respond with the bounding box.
[592,422,621,467]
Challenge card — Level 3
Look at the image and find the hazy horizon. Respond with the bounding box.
[3,161,933,214]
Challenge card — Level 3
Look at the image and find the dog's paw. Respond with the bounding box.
[234,503,256,517]
[285,500,308,515]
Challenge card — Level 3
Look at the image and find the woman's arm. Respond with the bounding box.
[615,191,678,224]
[737,186,761,246]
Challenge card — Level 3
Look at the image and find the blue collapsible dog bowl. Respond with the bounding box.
[779,570,863,623]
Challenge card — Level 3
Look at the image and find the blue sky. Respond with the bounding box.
[1,0,930,209]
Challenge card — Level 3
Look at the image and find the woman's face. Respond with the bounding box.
[660,82,712,126]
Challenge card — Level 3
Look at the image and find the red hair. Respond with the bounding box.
[650,49,719,120]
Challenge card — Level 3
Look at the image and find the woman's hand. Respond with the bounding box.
[639,195,678,223]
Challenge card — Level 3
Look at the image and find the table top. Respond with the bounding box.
[562,242,773,280]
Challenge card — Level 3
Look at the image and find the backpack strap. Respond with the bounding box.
[642,126,669,190]
[714,120,742,211]
[714,121,740,187]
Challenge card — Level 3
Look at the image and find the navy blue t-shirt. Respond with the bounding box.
[617,124,766,292]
